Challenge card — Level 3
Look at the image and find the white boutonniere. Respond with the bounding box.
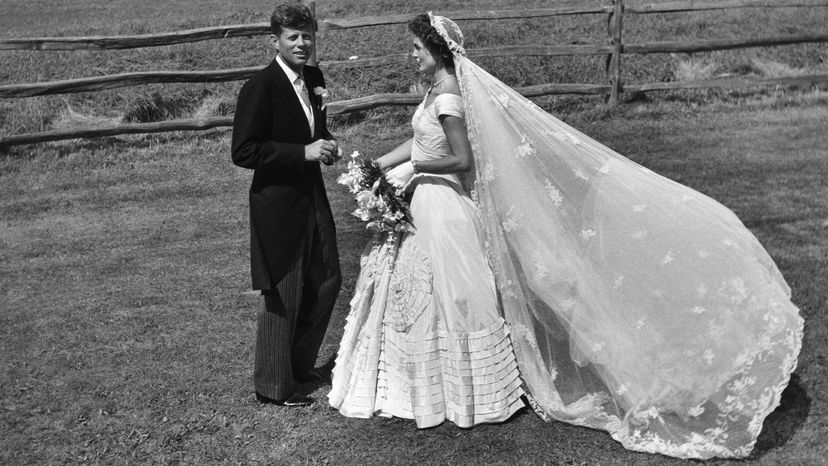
[313,86,328,110]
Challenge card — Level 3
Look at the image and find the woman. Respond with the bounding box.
[330,13,804,460]
[327,13,526,429]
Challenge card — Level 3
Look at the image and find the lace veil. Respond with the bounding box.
[428,13,803,459]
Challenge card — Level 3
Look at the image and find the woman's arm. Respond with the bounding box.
[413,115,473,174]
[375,138,413,170]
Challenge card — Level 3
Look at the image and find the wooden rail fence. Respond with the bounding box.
[2,0,828,147]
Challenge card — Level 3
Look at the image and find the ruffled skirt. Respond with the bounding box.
[328,176,525,428]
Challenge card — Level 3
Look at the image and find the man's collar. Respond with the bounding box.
[275,54,302,83]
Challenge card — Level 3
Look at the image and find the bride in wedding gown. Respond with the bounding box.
[327,13,526,429]
[329,12,803,460]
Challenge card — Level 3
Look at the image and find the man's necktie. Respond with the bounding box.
[295,77,315,136]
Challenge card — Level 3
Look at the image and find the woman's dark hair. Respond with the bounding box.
[408,13,454,69]
[271,3,314,36]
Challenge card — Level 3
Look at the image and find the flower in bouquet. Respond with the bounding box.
[337,151,415,234]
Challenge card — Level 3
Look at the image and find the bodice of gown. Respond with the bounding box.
[410,93,465,187]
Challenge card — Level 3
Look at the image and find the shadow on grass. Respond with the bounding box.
[750,374,811,459]
[318,353,337,381]
[295,355,338,396]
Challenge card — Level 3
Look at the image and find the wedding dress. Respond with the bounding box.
[328,92,526,428]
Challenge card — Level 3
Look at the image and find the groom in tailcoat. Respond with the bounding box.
[231,2,341,407]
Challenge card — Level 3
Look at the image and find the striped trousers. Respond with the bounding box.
[254,201,341,400]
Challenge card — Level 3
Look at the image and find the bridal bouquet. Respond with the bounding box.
[337,151,415,233]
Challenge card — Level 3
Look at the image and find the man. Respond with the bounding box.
[231,2,341,407]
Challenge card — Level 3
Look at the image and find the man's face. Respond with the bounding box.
[272,26,313,70]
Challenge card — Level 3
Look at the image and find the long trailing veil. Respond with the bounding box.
[428,13,803,459]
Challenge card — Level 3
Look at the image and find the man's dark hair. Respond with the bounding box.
[407,13,454,69]
[271,2,314,36]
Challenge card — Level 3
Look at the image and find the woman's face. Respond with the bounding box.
[411,36,437,77]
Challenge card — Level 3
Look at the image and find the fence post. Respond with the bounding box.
[606,0,624,106]
[307,1,318,66]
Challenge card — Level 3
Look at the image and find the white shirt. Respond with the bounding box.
[276,54,314,137]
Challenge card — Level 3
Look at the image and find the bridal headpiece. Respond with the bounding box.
[428,12,466,56]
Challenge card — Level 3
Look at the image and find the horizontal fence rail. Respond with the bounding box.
[327,83,614,114]
[4,1,826,51]
[0,117,232,146]
[6,74,828,148]
[320,6,610,30]
[625,33,828,54]
[0,45,617,98]
[5,32,828,98]
[626,0,828,13]
[0,6,608,52]
[323,44,615,68]
[0,68,262,98]
[0,24,269,51]
[0,83,615,147]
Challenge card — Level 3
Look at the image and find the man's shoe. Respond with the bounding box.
[294,369,324,384]
[256,392,315,407]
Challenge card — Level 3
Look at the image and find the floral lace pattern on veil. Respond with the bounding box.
[428,11,466,55]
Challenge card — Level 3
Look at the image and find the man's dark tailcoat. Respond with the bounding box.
[231,59,341,399]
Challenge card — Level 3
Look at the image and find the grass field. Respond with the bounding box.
[2,0,828,464]
[2,94,827,465]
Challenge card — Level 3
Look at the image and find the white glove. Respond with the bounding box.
[384,161,416,189]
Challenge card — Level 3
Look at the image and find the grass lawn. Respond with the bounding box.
[1,92,827,464]
[1,0,828,464]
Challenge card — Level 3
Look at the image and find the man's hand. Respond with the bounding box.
[325,141,343,166]
[305,139,337,164]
